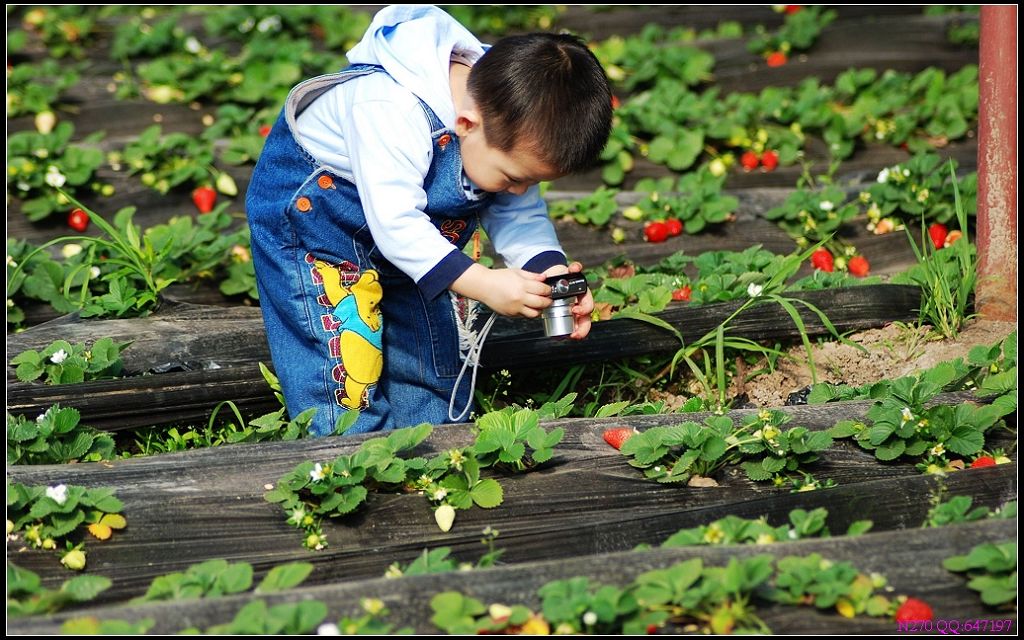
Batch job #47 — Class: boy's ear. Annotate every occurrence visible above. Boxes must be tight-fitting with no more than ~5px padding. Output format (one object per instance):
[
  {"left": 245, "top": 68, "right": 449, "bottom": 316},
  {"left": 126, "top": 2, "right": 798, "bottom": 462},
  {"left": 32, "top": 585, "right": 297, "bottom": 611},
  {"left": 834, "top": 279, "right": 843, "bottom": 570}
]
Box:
[{"left": 454, "top": 106, "right": 483, "bottom": 138}]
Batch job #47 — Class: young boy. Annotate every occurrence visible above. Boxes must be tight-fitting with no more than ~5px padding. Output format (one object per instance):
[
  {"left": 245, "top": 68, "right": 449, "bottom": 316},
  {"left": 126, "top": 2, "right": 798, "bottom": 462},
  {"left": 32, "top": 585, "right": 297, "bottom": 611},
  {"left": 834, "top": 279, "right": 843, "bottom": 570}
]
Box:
[{"left": 246, "top": 5, "right": 611, "bottom": 436}]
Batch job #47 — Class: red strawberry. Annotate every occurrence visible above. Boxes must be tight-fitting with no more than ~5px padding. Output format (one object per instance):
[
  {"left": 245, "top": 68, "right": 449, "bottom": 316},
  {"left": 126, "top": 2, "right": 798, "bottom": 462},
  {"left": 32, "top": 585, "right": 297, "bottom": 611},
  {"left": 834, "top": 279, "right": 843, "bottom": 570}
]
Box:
[
  {"left": 644, "top": 222, "right": 669, "bottom": 243},
  {"left": 664, "top": 218, "right": 683, "bottom": 237},
  {"left": 810, "top": 248, "right": 834, "bottom": 272},
  {"left": 847, "top": 255, "right": 870, "bottom": 277},
  {"left": 603, "top": 427, "right": 637, "bottom": 450},
  {"left": 944, "top": 230, "right": 962, "bottom": 247},
  {"left": 740, "top": 151, "right": 759, "bottom": 172},
  {"left": 646, "top": 624, "right": 660, "bottom": 634},
  {"left": 192, "top": 186, "right": 217, "bottom": 214},
  {"left": 67, "top": 208, "right": 89, "bottom": 233},
  {"left": 760, "top": 150, "right": 779, "bottom": 172},
  {"left": 784, "top": 5, "right": 803, "bottom": 14},
  {"left": 895, "top": 598, "right": 933, "bottom": 623},
  {"left": 970, "top": 456, "right": 996, "bottom": 468},
  {"left": 766, "top": 51, "right": 788, "bottom": 67},
  {"left": 259, "top": 124, "right": 272, "bottom": 137},
  {"left": 672, "top": 285, "right": 692, "bottom": 302},
  {"left": 927, "top": 223, "right": 948, "bottom": 250},
  {"left": 611, "top": 94, "right": 621, "bottom": 110}
]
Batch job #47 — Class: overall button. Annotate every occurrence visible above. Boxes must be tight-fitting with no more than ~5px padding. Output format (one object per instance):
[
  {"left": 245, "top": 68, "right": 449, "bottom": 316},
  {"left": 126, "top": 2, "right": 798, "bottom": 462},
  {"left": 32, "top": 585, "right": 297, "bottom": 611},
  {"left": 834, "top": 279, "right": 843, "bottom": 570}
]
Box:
[
  {"left": 317, "top": 175, "right": 334, "bottom": 189},
  {"left": 296, "top": 196, "right": 312, "bottom": 212},
  {"left": 437, "top": 133, "right": 452, "bottom": 150}
]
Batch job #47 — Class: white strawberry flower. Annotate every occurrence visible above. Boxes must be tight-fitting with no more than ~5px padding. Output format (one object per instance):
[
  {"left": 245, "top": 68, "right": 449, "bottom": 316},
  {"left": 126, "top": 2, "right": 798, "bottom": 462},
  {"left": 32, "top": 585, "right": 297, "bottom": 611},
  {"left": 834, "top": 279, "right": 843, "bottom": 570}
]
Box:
[
  {"left": 184, "top": 36, "right": 202, "bottom": 54},
  {"left": 431, "top": 487, "right": 448, "bottom": 502},
  {"left": 877, "top": 167, "right": 890, "bottom": 183},
  {"left": 7, "top": 255, "right": 17, "bottom": 267},
  {"left": 583, "top": 611, "right": 598, "bottom": 626},
  {"left": 747, "top": 283, "right": 764, "bottom": 298},
  {"left": 900, "top": 407, "right": 914, "bottom": 425},
  {"left": 930, "top": 443, "right": 945, "bottom": 457},
  {"left": 50, "top": 349, "right": 68, "bottom": 364},
  {"left": 819, "top": 200, "right": 834, "bottom": 211},
  {"left": 309, "top": 463, "right": 326, "bottom": 482},
  {"left": 46, "top": 484, "right": 68, "bottom": 505},
  {"left": 256, "top": 15, "right": 280, "bottom": 32},
  {"left": 316, "top": 623, "right": 341, "bottom": 636},
  {"left": 89, "top": 266, "right": 101, "bottom": 279},
  {"left": 44, "top": 165, "right": 66, "bottom": 188}
]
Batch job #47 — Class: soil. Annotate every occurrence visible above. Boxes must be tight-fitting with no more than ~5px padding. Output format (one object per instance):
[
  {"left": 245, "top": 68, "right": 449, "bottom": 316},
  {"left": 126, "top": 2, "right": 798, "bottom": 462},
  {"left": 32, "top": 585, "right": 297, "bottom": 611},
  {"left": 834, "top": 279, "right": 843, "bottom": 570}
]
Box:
[{"left": 650, "top": 319, "right": 1017, "bottom": 408}]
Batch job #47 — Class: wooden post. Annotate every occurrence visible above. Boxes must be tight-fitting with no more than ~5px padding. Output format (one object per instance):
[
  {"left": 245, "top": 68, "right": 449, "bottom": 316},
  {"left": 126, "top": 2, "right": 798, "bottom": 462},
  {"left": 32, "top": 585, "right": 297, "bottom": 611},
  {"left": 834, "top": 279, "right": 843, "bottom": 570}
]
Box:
[{"left": 977, "top": 6, "right": 1017, "bottom": 321}]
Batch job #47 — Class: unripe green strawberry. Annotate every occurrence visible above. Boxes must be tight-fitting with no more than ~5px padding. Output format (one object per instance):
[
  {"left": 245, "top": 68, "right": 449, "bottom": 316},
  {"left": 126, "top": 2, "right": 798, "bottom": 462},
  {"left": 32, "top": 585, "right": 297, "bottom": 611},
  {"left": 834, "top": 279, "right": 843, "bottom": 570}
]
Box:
[{"left": 61, "top": 549, "right": 87, "bottom": 571}]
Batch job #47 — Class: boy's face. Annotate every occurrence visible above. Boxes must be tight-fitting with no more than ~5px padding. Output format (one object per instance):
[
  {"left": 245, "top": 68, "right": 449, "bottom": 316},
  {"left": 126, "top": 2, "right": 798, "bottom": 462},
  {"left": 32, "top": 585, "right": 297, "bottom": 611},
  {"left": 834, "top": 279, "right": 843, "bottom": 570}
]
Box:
[{"left": 455, "top": 111, "right": 563, "bottom": 196}]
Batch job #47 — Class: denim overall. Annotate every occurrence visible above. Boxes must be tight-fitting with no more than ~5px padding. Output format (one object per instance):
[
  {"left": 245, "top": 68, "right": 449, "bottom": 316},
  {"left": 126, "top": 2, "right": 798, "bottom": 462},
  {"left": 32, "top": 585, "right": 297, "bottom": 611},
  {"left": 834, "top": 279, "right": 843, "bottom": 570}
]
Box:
[{"left": 246, "top": 64, "right": 492, "bottom": 436}]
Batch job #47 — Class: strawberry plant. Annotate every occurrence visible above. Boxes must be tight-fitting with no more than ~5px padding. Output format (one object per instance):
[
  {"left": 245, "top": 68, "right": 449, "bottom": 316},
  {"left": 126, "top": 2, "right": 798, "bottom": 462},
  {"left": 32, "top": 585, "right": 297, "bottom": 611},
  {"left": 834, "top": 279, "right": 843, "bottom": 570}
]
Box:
[
  {"left": 430, "top": 551, "right": 911, "bottom": 635},
  {"left": 6, "top": 564, "right": 111, "bottom": 618},
  {"left": 444, "top": 5, "right": 562, "bottom": 35},
  {"left": 194, "top": 600, "right": 329, "bottom": 635},
  {"left": 591, "top": 23, "right": 715, "bottom": 91},
  {"left": 763, "top": 184, "right": 858, "bottom": 245},
  {"left": 202, "top": 5, "right": 371, "bottom": 50},
  {"left": 631, "top": 170, "right": 738, "bottom": 234},
  {"left": 6, "top": 238, "right": 97, "bottom": 327},
  {"left": 746, "top": 6, "right": 837, "bottom": 60},
  {"left": 548, "top": 187, "right": 620, "bottom": 227},
  {"left": 925, "top": 496, "right": 1017, "bottom": 528},
  {"left": 864, "top": 154, "right": 977, "bottom": 226},
  {"left": 266, "top": 402, "right": 568, "bottom": 547},
  {"left": 9, "top": 202, "right": 256, "bottom": 322},
  {"left": 7, "top": 480, "right": 126, "bottom": 571},
  {"left": 656, "top": 508, "right": 871, "bottom": 549},
  {"left": 7, "top": 405, "right": 116, "bottom": 466},
  {"left": 597, "top": 120, "right": 638, "bottom": 186},
  {"left": 11, "top": 337, "right": 130, "bottom": 385},
  {"left": 472, "top": 406, "right": 565, "bottom": 471},
  {"left": 109, "top": 8, "right": 189, "bottom": 59},
  {"left": 7, "top": 123, "right": 109, "bottom": 222},
  {"left": 11, "top": 5, "right": 100, "bottom": 59},
  {"left": 118, "top": 31, "right": 344, "bottom": 109},
  {"left": 132, "top": 559, "right": 313, "bottom": 603},
  {"left": 200, "top": 104, "right": 277, "bottom": 166},
  {"left": 602, "top": 61, "right": 979, "bottom": 189},
  {"left": 385, "top": 527, "right": 503, "bottom": 578},
  {"left": 319, "top": 598, "right": 413, "bottom": 636},
  {"left": 115, "top": 125, "right": 229, "bottom": 196},
  {"left": 6, "top": 60, "right": 82, "bottom": 119},
  {"left": 943, "top": 541, "right": 1017, "bottom": 607},
  {"left": 616, "top": 409, "right": 831, "bottom": 485},
  {"left": 827, "top": 369, "right": 1015, "bottom": 467},
  {"left": 766, "top": 553, "right": 894, "bottom": 620}
]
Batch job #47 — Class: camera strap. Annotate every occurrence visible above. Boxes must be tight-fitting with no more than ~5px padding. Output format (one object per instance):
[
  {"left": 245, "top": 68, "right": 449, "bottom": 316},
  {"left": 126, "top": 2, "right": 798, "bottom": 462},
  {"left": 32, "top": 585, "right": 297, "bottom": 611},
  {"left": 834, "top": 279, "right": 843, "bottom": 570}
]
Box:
[{"left": 448, "top": 312, "right": 496, "bottom": 422}]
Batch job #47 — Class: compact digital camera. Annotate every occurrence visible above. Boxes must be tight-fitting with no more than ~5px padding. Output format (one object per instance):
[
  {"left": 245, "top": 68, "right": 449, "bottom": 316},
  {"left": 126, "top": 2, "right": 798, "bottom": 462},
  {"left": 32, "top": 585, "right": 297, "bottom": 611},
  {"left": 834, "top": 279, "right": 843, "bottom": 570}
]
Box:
[{"left": 542, "top": 273, "right": 588, "bottom": 337}]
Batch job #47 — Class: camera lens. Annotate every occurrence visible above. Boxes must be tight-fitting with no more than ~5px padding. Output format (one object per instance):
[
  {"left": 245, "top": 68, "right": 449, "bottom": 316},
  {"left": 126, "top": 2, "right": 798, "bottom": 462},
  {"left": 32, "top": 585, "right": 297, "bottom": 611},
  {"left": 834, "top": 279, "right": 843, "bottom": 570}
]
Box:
[
  {"left": 543, "top": 297, "right": 574, "bottom": 337},
  {"left": 552, "top": 278, "right": 570, "bottom": 296}
]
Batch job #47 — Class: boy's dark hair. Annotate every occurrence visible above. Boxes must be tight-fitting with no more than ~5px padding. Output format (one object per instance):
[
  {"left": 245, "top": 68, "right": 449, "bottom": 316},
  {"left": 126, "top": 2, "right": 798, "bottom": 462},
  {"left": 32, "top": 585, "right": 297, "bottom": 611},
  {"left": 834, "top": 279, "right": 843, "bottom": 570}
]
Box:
[{"left": 467, "top": 33, "right": 612, "bottom": 175}]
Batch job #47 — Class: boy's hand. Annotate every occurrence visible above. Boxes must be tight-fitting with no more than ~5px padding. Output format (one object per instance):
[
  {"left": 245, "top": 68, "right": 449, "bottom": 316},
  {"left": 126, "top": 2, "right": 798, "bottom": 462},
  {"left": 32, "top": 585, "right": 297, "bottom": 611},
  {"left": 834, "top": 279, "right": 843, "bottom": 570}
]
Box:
[
  {"left": 451, "top": 263, "right": 552, "bottom": 318},
  {"left": 542, "top": 262, "right": 594, "bottom": 340}
]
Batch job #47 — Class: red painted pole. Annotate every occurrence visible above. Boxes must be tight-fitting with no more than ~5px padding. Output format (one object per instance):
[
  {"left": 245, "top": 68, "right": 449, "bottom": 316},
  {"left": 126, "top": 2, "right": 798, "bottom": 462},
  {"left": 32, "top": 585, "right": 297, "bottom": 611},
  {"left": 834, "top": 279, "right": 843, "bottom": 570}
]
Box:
[{"left": 976, "top": 5, "right": 1017, "bottom": 321}]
